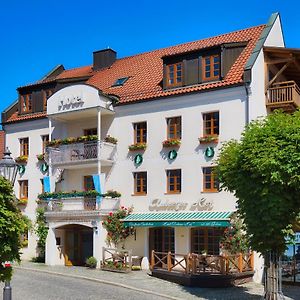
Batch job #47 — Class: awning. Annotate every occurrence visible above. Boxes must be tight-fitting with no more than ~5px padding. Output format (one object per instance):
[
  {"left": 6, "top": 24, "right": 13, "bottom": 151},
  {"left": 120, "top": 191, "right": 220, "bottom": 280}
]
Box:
[{"left": 123, "top": 211, "right": 233, "bottom": 228}]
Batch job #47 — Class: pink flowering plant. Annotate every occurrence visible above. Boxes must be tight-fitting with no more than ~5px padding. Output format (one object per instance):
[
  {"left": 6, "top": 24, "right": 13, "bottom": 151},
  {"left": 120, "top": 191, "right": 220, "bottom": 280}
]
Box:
[
  {"left": 220, "top": 213, "right": 250, "bottom": 255},
  {"left": 102, "top": 206, "right": 134, "bottom": 248}
]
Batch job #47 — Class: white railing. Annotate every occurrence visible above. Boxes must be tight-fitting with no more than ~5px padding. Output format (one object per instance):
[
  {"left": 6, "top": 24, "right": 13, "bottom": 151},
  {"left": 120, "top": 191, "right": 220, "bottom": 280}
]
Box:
[
  {"left": 47, "top": 141, "right": 116, "bottom": 165},
  {"left": 45, "top": 196, "right": 120, "bottom": 213}
]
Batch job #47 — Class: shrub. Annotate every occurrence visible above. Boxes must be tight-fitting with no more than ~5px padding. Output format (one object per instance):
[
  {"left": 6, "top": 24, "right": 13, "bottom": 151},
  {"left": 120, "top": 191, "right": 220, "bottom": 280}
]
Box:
[{"left": 86, "top": 256, "right": 97, "bottom": 268}]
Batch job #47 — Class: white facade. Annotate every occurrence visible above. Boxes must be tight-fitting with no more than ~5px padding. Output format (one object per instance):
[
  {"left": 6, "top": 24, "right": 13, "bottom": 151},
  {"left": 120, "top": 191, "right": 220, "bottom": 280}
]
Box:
[{"left": 3, "top": 14, "right": 286, "bottom": 283}]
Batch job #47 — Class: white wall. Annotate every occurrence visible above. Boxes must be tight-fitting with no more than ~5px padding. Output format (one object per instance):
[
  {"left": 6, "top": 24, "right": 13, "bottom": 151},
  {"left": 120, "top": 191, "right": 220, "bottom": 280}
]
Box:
[{"left": 4, "top": 118, "right": 49, "bottom": 260}]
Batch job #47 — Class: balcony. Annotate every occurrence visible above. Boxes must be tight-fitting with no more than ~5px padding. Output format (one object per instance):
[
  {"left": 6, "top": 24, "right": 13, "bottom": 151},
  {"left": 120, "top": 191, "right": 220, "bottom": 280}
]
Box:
[
  {"left": 47, "top": 141, "right": 116, "bottom": 168},
  {"left": 44, "top": 196, "right": 120, "bottom": 221}
]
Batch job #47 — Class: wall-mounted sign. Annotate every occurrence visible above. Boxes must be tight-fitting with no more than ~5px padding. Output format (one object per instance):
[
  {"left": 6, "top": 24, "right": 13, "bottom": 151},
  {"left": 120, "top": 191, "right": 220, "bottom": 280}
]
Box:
[
  {"left": 168, "top": 150, "right": 177, "bottom": 160},
  {"left": 58, "top": 94, "right": 84, "bottom": 111},
  {"left": 205, "top": 147, "right": 215, "bottom": 158},
  {"left": 18, "top": 165, "right": 26, "bottom": 175},
  {"left": 149, "top": 198, "right": 213, "bottom": 212},
  {"left": 40, "top": 163, "right": 49, "bottom": 173},
  {"left": 134, "top": 154, "right": 143, "bottom": 165}
]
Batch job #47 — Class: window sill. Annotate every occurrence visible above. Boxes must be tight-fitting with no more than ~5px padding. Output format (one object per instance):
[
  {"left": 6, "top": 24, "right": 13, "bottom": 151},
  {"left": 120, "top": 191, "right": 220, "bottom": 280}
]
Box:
[
  {"left": 165, "top": 192, "right": 181, "bottom": 195},
  {"left": 201, "top": 190, "right": 219, "bottom": 194},
  {"left": 131, "top": 193, "right": 147, "bottom": 196}
]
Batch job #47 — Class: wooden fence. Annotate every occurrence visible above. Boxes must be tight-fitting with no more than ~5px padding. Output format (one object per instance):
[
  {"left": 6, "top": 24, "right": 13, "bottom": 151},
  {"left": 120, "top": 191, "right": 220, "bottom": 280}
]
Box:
[{"left": 150, "top": 250, "right": 254, "bottom": 275}]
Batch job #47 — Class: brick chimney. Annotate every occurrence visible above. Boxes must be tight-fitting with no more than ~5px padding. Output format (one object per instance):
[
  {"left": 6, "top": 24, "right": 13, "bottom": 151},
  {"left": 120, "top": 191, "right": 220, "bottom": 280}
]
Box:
[{"left": 93, "top": 49, "right": 116, "bottom": 71}]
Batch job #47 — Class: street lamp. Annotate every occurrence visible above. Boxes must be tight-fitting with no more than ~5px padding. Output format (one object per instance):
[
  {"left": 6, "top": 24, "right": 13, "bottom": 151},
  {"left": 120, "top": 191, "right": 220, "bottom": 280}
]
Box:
[{"left": 0, "top": 148, "right": 18, "bottom": 300}]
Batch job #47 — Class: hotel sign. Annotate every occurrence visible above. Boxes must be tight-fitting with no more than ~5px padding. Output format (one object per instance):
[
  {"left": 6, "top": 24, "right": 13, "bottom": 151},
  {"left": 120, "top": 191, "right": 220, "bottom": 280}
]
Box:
[
  {"left": 58, "top": 94, "right": 84, "bottom": 111},
  {"left": 149, "top": 198, "right": 213, "bottom": 212}
]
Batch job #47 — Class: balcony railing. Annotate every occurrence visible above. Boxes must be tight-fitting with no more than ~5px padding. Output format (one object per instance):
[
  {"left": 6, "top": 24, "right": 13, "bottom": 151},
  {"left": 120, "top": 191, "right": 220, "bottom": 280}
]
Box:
[
  {"left": 47, "top": 141, "right": 116, "bottom": 166},
  {"left": 43, "top": 196, "right": 120, "bottom": 217},
  {"left": 266, "top": 80, "right": 300, "bottom": 109}
]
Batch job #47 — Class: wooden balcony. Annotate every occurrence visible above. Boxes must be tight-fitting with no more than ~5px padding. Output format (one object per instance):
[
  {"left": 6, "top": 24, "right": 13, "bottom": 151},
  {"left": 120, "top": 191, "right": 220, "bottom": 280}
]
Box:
[{"left": 266, "top": 81, "right": 300, "bottom": 111}]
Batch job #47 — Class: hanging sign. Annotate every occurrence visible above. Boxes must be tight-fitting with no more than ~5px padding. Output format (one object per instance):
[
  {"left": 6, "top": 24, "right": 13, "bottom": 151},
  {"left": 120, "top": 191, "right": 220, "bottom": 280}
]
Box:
[
  {"left": 205, "top": 147, "right": 215, "bottom": 158},
  {"left": 40, "top": 163, "right": 49, "bottom": 173},
  {"left": 134, "top": 154, "right": 143, "bottom": 165},
  {"left": 168, "top": 150, "right": 177, "bottom": 160},
  {"left": 18, "top": 165, "right": 26, "bottom": 175}
]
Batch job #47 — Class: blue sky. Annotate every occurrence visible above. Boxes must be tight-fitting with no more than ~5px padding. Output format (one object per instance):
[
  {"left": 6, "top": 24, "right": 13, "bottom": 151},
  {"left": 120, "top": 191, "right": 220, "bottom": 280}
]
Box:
[{"left": 1, "top": 0, "right": 300, "bottom": 114}]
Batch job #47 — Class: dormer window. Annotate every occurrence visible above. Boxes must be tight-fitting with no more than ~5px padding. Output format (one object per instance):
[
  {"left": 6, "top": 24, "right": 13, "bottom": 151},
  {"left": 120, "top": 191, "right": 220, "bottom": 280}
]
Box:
[
  {"left": 202, "top": 54, "right": 220, "bottom": 82},
  {"left": 21, "top": 94, "right": 32, "bottom": 113},
  {"left": 166, "top": 63, "right": 183, "bottom": 87}
]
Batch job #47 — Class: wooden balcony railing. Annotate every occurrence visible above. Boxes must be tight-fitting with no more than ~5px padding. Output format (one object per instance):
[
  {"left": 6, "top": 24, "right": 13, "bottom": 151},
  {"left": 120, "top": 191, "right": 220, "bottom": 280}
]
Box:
[
  {"left": 266, "top": 81, "right": 300, "bottom": 109},
  {"left": 150, "top": 250, "right": 254, "bottom": 275}
]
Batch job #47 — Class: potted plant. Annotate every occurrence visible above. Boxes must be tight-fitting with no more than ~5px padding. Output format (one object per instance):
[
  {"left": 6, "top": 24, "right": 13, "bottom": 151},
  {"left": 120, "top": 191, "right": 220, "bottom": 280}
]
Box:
[
  {"left": 18, "top": 198, "right": 28, "bottom": 205},
  {"left": 162, "top": 138, "right": 181, "bottom": 147},
  {"left": 198, "top": 135, "right": 219, "bottom": 144},
  {"left": 128, "top": 142, "right": 147, "bottom": 151},
  {"left": 15, "top": 155, "right": 28, "bottom": 163},
  {"left": 104, "top": 190, "right": 121, "bottom": 198},
  {"left": 104, "top": 135, "right": 118, "bottom": 145},
  {"left": 86, "top": 256, "right": 97, "bottom": 268},
  {"left": 37, "top": 153, "right": 45, "bottom": 161}
]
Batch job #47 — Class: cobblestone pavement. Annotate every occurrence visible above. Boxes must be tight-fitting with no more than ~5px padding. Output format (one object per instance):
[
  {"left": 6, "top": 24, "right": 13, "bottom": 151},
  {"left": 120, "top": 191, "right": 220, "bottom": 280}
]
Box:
[{"left": 9, "top": 261, "right": 300, "bottom": 300}]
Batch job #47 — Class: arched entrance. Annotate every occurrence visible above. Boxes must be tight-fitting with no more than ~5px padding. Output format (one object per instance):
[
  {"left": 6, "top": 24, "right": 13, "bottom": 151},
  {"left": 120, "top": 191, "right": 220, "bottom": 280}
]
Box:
[{"left": 59, "top": 224, "right": 93, "bottom": 266}]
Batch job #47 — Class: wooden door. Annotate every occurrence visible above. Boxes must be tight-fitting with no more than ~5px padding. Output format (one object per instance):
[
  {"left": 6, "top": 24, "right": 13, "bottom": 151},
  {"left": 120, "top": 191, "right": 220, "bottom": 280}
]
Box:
[{"left": 64, "top": 230, "right": 82, "bottom": 266}]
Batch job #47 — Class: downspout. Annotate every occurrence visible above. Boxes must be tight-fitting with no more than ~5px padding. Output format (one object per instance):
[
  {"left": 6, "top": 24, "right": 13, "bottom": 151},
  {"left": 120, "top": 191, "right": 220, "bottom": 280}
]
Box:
[{"left": 244, "top": 83, "right": 251, "bottom": 126}]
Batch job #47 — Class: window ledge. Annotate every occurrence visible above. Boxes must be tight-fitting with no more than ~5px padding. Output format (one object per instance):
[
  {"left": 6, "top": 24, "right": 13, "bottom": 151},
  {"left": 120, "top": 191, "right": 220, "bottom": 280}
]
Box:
[
  {"left": 201, "top": 191, "right": 219, "bottom": 194},
  {"left": 164, "top": 192, "right": 181, "bottom": 195},
  {"left": 131, "top": 194, "right": 147, "bottom": 197}
]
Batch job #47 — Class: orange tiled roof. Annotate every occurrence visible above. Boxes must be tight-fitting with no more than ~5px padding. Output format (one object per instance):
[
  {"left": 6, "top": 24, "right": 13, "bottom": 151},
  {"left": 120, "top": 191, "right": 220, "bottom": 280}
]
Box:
[
  {"left": 5, "top": 24, "right": 265, "bottom": 123},
  {"left": 5, "top": 111, "right": 47, "bottom": 123},
  {"left": 87, "top": 25, "right": 265, "bottom": 104}
]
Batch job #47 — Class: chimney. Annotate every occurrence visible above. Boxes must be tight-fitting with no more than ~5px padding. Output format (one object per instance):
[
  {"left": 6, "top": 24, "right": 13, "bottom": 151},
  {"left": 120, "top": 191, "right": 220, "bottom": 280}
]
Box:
[{"left": 93, "top": 49, "right": 116, "bottom": 71}]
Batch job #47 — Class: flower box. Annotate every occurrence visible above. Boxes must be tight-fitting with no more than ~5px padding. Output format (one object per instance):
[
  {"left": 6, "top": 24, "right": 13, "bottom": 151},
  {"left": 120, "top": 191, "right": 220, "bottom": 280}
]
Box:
[
  {"left": 104, "top": 135, "right": 118, "bottom": 145},
  {"left": 162, "top": 139, "right": 181, "bottom": 147},
  {"left": 128, "top": 143, "right": 147, "bottom": 151},
  {"left": 18, "top": 198, "right": 28, "bottom": 205},
  {"left": 37, "top": 153, "right": 45, "bottom": 161},
  {"left": 198, "top": 136, "right": 219, "bottom": 144},
  {"left": 15, "top": 155, "right": 28, "bottom": 163}
]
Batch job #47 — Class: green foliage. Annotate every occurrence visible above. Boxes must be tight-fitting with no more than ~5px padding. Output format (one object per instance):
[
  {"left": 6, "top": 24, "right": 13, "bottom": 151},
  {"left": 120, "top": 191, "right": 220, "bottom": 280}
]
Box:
[
  {"left": 85, "top": 256, "right": 97, "bottom": 268},
  {"left": 128, "top": 142, "right": 147, "bottom": 151},
  {"left": 0, "top": 177, "right": 28, "bottom": 281},
  {"left": 103, "top": 207, "right": 134, "bottom": 248},
  {"left": 35, "top": 207, "right": 48, "bottom": 259},
  {"left": 220, "top": 214, "right": 249, "bottom": 254},
  {"left": 104, "top": 135, "right": 118, "bottom": 144},
  {"left": 162, "top": 138, "right": 181, "bottom": 147},
  {"left": 217, "top": 110, "right": 300, "bottom": 255},
  {"left": 46, "top": 135, "right": 100, "bottom": 147},
  {"left": 15, "top": 155, "right": 28, "bottom": 163}
]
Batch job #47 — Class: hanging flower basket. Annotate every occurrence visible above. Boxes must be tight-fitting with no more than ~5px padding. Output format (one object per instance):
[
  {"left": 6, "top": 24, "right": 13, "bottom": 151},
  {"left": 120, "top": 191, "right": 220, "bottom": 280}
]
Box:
[
  {"left": 198, "top": 135, "right": 219, "bottom": 144},
  {"left": 15, "top": 155, "right": 28, "bottom": 163},
  {"left": 162, "top": 139, "right": 181, "bottom": 147},
  {"left": 128, "top": 143, "right": 147, "bottom": 151}
]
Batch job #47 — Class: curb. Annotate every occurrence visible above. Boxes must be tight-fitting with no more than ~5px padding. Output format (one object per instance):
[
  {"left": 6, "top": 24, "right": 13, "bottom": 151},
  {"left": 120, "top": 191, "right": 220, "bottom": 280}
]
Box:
[{"left": 15, "top": 266, "right": 183, "bottom": 300}]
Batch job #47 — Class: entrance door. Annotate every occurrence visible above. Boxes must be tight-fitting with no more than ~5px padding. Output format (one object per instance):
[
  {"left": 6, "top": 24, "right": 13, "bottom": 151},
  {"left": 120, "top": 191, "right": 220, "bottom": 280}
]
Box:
[
  {"left": 64, "top": 226, "right": 93, "bottom": 266},
  {"left": 149, "top": 227, "right": 175, "bottom": 265}
]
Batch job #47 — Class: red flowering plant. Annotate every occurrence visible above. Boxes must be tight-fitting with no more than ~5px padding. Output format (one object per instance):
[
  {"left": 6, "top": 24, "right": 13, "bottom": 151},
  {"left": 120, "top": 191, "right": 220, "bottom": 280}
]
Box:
[
  {"left": 220, "top": 213, "right": 250, "bottom": 255},
  {"left": 102, "top": 206, "right": 134, "bottom": 248}
]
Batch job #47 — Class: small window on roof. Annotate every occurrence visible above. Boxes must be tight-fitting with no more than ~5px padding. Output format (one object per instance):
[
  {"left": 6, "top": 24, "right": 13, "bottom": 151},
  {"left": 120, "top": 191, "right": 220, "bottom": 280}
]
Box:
[{"left": 112, "top": 77, "right": 129, "bottom": 87}]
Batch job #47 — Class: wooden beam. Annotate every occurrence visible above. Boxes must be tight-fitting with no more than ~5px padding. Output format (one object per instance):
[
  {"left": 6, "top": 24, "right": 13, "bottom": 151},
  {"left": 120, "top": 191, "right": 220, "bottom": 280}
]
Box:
[
  {"left": 265, "top": 57, "right": 293, "bottom": 65},
  {"left": 267, "top": 61, "right": 291, "bottom": 89},
  {"left": 292, "top": 59, "right": 300, "bottom": 72}
]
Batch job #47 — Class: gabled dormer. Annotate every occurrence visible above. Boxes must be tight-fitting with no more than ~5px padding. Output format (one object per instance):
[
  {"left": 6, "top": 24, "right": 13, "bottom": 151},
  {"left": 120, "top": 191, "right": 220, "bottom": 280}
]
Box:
[{"left": 163, "top": 42, "right": 247, "bottom": 90}]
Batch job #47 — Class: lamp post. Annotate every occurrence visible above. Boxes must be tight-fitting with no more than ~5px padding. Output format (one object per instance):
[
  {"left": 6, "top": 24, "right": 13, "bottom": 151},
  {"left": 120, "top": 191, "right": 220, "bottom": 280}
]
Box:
[{"left": 0, "top": 148, "right": 18, "bottom": 300}]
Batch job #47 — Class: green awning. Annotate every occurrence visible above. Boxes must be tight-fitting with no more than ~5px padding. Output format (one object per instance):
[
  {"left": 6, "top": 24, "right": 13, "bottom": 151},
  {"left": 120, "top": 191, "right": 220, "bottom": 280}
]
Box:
[{"left": 123, "top": 211, "right": 233, "bottom": 228}]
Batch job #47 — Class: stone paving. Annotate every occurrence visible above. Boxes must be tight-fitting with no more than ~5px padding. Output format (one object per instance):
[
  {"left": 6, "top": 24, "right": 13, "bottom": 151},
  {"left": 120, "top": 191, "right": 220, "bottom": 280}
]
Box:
[{"left": 15, "top": 261, "right": 300, "bottom": 300}]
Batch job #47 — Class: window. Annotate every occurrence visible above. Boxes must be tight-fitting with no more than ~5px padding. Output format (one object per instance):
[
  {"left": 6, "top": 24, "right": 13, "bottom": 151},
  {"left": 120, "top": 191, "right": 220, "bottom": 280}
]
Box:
[
  {"left": 203, "top": 167, "right": 219, "bottom": 192},
  {"left": 20, "top": 138, "right": 29, "bottom": 156},
  {"left": 191, "top": 227, "right": 224, "bottom": 255},
  {"left": 84, "top": 176, "right": 95, "bottom": 191},
  {"left": 166, "top": 63, "right": 183, "bottom": 87},
  {"left": 84, "top": 128, "right": 97, "bottom": 136},
  {"left": 41, "top": 135, "right": 49, "bottom": 153},
  {"left": 112, "top": 77, "right": 129, "bottom": 87},
  {"left": 203, "top": 112, "right": 219, "bottom": 136},
  {"left": 202, "top": 54, "right": 220, "bottom": 81},
  {"left": 43, "top": 90, "right": 52, "bottom": 110},
  {"left": 21, "top": 94, "right": 32, "bottom": 113},
  {"left": 167, "top": 117, "right": 181, "bottom": 140},
  {"left": 133, "top": 172, "right": 147, "bottom": 195},
  {"left": 19, "top": 180, "right": 28, "bottom": 200},
  {"left": 134, "top": 122, "right": 147, "bottom": 144},
  {"left": 167, "top": 169, "right": 181, "bottom": 193}
]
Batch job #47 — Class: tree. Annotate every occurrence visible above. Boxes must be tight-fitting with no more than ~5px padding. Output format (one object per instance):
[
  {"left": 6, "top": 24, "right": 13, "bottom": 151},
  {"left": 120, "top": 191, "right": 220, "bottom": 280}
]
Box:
[
  {"left": 217, "top": 110, "right": 300, "bottom": 300},
  {"left": 34, "top": 207, "right": 48, "bottom": 261},
  {"left": 0, "top": 177, "right": 28, "bottom": 282}
]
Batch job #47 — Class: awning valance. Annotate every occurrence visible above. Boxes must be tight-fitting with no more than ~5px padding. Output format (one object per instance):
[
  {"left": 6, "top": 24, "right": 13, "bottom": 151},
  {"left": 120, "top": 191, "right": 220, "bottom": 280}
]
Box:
[{"left": 123, "top": 211, "right": 233, "bottom": 228}]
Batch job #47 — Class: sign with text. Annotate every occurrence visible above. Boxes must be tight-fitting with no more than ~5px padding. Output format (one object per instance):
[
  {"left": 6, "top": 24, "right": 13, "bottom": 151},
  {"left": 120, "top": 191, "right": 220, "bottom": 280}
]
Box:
[{"left": 58, "top": 94, "right": 84, "bottom": 111}]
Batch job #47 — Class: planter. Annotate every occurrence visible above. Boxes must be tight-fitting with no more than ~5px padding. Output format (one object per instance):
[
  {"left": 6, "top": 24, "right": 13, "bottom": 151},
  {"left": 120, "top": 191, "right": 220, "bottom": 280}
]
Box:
[
  {"left": 162, "top": 139, "right": 181, "bottom": 148},
  {"left": 104, "top": 135, "right": 118, "bottom": 145},
  {"left": 18, "top": 198, "right": 28, "bottom": 205},
  {"left": 128, "top": 143, "right": 147, "bottom": 151},
  {"left": 37, "top": 154, "right": 45, "bottom": 161},
  {"left": 198, "top": 136, "right": 219, "bottom": 144},
  {"left": 15, "top": 156, "right": 28, "bottom": 163}
]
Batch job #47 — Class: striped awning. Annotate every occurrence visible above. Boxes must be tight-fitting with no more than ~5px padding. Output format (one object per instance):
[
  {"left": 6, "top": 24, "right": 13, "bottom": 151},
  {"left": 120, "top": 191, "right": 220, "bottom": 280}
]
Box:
[{"left": 123, "top": 211, "right": 233, "bottom": 227}]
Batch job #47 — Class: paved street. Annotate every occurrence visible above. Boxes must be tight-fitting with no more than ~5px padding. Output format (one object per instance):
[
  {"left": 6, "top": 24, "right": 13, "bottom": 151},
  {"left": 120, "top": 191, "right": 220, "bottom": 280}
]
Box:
[
  {"left": 1, "top": 262, "right": 299, "bottom": 300},
  {"left": 0, "top": 268, "right": 167, "bottom": 300}
]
